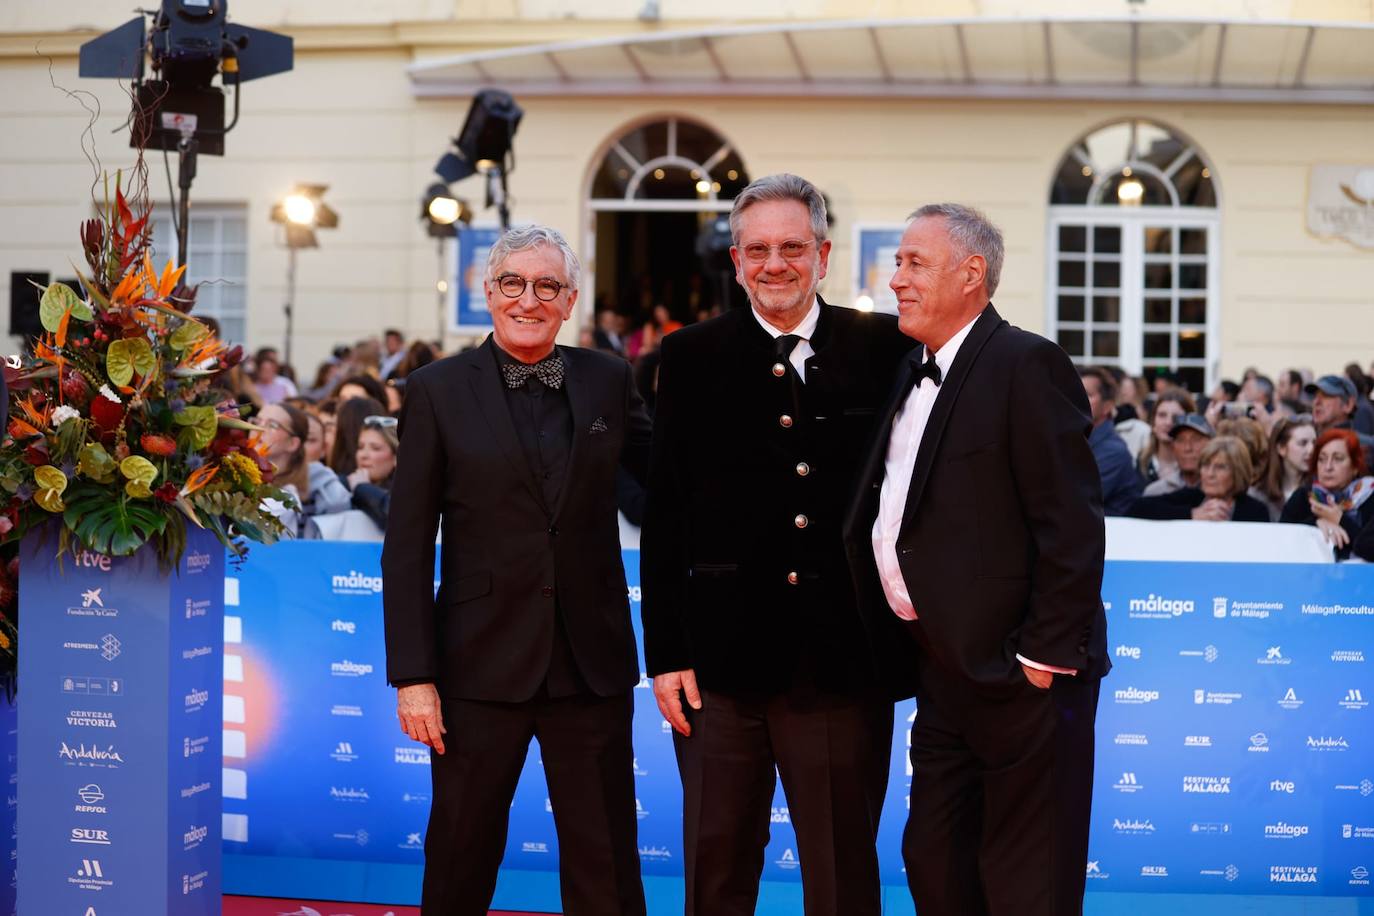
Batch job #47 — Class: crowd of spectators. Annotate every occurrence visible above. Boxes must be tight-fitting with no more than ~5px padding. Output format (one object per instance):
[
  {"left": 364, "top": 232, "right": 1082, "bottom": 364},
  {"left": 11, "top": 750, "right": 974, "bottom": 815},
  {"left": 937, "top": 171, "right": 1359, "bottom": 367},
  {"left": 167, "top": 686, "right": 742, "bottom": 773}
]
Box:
[
  {"left": 1079, "top": 361, "right": 1374, "bottom": 560},
  {"left": 234, "top": 305, "right": 1374, "bottom": 560},
  {"left": 221, "top": 327, "right": 430, "bottom": 539}
]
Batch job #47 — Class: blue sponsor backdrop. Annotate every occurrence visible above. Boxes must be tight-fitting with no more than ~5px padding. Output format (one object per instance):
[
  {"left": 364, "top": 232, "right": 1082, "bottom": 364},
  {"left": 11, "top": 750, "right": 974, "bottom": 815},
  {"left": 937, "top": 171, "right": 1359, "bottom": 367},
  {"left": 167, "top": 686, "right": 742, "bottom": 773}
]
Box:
[
  {"left": 223, "top": 544, "right": 1374, "bottom": 908},
  {"left": 18, "top": 527, "right": 224, "bottom": 915}
]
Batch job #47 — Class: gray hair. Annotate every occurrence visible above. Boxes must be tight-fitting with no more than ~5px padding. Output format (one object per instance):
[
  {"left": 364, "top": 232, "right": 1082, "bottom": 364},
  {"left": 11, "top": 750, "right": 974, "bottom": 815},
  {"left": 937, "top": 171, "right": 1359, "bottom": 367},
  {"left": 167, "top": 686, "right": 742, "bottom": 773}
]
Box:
[
  {"left": 908, "top": 203, "right": 1005, "bottom": 298},
  {"left": 729, "top": 173, "right": 828, "bottom": 245},
  {"left": 485, "top": 225, "right": 581, "bottom": 289}
]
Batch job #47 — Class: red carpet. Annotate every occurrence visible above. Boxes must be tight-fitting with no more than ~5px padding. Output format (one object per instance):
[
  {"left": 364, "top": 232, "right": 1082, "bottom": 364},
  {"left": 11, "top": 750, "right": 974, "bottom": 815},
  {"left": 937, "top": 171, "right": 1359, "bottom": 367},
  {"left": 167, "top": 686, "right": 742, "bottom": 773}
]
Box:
[{"left": 223, "top": 896, "right": 555, "bottom": 916}]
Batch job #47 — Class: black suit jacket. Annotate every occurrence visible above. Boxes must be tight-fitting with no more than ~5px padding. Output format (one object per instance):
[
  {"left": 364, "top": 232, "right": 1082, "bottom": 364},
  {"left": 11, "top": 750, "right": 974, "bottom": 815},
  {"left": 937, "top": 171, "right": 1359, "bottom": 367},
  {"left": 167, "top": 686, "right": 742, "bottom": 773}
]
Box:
[
  {"left": 641, "top": 300, "right": 913, "bottom": 695},
  {"left": 382, "top": 339, "right": 652, "bottom": 702},
  {"left": 843, "top": 305, "right": 1110, "bottom": 690}
]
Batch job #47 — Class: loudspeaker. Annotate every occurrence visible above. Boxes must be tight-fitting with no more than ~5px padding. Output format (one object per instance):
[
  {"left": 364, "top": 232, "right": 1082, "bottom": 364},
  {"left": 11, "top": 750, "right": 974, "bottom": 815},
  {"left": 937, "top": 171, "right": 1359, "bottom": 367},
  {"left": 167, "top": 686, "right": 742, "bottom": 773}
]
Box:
[{"left": 9, "top": 272, "right": 47, "bottom": 338}]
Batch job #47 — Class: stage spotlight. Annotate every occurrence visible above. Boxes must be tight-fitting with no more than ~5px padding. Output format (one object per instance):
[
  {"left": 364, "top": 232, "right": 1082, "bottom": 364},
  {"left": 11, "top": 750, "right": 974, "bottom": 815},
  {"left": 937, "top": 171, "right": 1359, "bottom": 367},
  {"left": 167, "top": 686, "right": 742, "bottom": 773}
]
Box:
[
  {"left": 282, "top": 194, "right": 317, "bottom": 227},
  {"left": 79, "top": 1, "right": 294, "bottom": 269},
  {"left": 422, "top": 183, "right": 472, "bottom": 239},
  {"left": 270, "top": 185, "right": 337, "bottom": 367},
  {"left": 433, "top": 89, "right": 523, "bottom": 228}
]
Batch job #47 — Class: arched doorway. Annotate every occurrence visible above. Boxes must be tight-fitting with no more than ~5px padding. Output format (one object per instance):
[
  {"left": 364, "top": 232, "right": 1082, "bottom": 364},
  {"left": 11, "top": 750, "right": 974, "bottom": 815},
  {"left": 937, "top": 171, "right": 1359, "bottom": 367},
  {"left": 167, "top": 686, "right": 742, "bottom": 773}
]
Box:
[
  {"left": 587, "top": 117, "right": 751, "bottom": 335},
  {"left": 1047, "top": 119, "right": 1220, "bottom": 392}
]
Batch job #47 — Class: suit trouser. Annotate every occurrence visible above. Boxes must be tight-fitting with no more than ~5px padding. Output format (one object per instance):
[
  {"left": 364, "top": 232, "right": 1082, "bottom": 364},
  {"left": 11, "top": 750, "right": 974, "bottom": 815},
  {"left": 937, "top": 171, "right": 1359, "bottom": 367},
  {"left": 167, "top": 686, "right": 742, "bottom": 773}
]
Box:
[
  {"left": 902, "top": 623, "right": 1100, "bottom": 916},
  {"left": 672, "top": 684, "right": 893, "bottom": 916},
  {"left": 420, "top": 690, "right": 646, "bottom": 916}
]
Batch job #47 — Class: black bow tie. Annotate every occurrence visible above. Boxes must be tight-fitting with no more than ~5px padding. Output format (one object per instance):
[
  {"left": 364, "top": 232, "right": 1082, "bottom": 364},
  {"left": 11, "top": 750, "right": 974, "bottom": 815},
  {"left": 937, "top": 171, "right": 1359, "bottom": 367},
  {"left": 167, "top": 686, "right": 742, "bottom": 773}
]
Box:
[
  {"left": 502, "top": 353, "right": 564, "bottom": 390},
  {"left": 912, "top": 353, "right": 942, "bottom": 387}
]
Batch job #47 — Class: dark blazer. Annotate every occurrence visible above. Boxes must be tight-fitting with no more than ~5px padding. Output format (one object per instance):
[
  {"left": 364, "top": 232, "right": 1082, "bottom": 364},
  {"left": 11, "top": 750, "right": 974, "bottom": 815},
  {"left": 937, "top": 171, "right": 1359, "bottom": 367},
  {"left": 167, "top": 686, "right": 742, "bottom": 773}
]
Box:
[
  {"left": 843, "top": 305, "right": 1110, "bottom": 690},
  {"left": 1130, "top": 486, "right": 1270, "bottom": 523},
  {"left": 640, "top": 301, "right": 913, "bottom": 695},
  {"left": 382, "top": 339, "right": 652, "bottom": 702}
]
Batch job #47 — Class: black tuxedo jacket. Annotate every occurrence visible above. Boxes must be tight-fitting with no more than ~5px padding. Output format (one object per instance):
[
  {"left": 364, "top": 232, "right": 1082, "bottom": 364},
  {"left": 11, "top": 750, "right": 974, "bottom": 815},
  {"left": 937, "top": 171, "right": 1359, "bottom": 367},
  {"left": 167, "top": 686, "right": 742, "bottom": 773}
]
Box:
[
  {"left": 843, "top": 305, "right": 1110, "bottom": 690},
  {"left": 641, "top": 300, "right": 913, "bottom": 695},
  {"left": 382, "top": 339, "right": 652, "bottom": 702}
]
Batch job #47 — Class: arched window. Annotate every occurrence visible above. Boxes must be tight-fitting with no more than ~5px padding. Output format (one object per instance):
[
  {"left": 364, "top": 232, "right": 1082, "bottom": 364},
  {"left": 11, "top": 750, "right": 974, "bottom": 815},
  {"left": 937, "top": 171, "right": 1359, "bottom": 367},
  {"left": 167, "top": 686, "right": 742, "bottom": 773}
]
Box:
[
  {"left": 590, "top": 117, "right": 749, "bottom": 208},
  {"left": 586, "top": 117, "right": 752, "bottom": 321},
  {"left": 1047, "top": 119, "right": 1220, "bottom": 393}
]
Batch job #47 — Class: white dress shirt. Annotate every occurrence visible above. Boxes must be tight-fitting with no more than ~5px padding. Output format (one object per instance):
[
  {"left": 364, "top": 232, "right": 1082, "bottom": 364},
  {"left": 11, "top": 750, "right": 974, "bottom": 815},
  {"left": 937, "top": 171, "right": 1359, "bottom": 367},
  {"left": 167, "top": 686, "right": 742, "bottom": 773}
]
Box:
[
  {"left": 870, "top": 316, "right": 1075, "bottom": 676},
  {"left": 751, "top": 298, "right": 819, "bottom": 382}
]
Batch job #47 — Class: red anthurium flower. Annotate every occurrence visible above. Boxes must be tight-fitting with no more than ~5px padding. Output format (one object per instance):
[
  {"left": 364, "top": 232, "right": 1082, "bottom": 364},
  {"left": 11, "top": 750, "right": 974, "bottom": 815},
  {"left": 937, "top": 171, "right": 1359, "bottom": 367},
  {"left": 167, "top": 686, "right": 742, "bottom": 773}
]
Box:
[
  {"left": 154, "top": 482, "right": 179, "bottom": 504},
  {"left": 140, "top": 433, "right": 178, "bottom": 457},
  {"left": 89, "top": 394, "right": 125, "bottom": 432},
  {"left": 23, "top": 441, "right": 48, "bottom": 466}
]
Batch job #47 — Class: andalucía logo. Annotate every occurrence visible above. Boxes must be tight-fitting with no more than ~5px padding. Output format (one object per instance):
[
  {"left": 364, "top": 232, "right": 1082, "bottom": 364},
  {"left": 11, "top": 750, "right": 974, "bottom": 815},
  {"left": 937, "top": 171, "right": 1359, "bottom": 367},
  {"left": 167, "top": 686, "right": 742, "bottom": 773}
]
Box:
[
  {"left": 329, "top": 786, "right": 369, "bottom": 802},
  {"left": 774, "top": 848, "right": 799, "bottom": 870},
  {"left": 1307, "top": 735, "right": 1350, "bottom": 752},
  {"left": 1112, "top": 818, "right": 1155, "bottom": 835},
  {"left": 59, "top": 742, "right": 123, "bottom": 768}
]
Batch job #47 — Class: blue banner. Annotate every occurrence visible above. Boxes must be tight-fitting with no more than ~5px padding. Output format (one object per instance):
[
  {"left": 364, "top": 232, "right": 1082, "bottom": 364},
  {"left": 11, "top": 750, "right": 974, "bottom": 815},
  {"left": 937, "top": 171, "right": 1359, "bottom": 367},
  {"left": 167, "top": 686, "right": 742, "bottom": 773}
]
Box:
[
  {"left": 18, "top": 527, "right": 224, "bottom": 915},
  {"left": 454, "top": 226, "right": 502, "bottom": 330},
  {"left": 222, "top": 543, "right": 1374, "bottom": 906}
]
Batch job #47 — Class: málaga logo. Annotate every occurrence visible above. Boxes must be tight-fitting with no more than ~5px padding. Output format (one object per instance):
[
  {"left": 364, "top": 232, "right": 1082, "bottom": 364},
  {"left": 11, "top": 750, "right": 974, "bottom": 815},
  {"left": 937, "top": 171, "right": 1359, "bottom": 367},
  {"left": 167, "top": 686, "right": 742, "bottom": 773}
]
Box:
[
  {"left": 331, "top": 571, "right": 383, "bottom": 596},
  {"left": 1113, "top": 687, "right": 1159, "bottom": 705},
  {"left": 1128, "top": 594, "right": 1194, "bottom": 619}
]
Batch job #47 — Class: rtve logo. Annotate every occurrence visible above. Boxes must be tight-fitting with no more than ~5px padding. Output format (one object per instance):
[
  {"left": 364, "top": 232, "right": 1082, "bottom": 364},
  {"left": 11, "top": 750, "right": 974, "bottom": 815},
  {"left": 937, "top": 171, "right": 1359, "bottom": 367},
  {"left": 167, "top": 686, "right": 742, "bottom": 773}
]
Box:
[
  {"left": 1114, "top": 645, "right": 1141, "bottom": 660},
  {"left": 1270, "top": 779, "right": 1296, "bottom": 794}
]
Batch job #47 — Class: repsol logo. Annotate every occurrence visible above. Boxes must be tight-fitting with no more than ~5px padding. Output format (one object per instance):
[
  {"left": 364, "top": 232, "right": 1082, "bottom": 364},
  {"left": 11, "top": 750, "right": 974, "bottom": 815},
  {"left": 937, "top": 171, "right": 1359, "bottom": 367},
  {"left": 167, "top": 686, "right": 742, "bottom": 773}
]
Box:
[{"left": 1129, "top": 594, "right": 1195, "bottom": 616}]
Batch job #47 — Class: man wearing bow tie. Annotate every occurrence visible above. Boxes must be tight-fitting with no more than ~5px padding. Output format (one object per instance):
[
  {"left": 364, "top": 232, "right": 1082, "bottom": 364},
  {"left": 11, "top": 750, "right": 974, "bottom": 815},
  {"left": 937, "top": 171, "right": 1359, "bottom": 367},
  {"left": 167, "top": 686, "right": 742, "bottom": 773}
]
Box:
[
  {"left": 641, "top": 174, "right": 912, "bottom": 915},
  {"left": 843, "top": 205, "right": 1109, "bottom": 916},
  {"left": 383, "top": 225, "right": 651, "bottom": 915}
]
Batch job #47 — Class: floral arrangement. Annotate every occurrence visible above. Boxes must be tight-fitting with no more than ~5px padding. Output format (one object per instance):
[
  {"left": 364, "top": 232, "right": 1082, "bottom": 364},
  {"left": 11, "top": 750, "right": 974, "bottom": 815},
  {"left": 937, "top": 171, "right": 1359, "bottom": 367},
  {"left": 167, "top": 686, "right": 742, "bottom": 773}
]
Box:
[{"left": 0, "top": 174, "right": 293, "bottom": 681}]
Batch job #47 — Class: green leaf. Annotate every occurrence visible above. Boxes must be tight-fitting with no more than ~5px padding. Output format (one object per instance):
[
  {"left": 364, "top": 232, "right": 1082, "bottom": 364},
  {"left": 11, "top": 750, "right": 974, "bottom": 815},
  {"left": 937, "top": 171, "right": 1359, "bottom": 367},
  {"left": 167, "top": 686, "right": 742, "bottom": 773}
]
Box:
[
  {"left": 105, "top": 337, "right": 156, "bottom": 387},
  {"left": 168, "top": 320, "right": 209, "bottom": 352},
  {"left": 77, "top": 443, "right": 118, "bottom": 484},
  {"left": 174, "top": 406, "right": 218, "bottom": 451},
  {"left": 38, "top": 282, "right": 82, "bottom": 332}
]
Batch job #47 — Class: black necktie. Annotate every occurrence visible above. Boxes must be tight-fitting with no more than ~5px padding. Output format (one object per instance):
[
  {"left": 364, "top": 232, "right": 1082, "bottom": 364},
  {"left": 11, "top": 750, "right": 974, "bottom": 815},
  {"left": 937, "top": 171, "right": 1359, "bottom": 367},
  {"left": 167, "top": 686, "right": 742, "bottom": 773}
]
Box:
[
  {"left": 502, "top": 353, "right": 564, "bottom": 390},
  {"left": 912, "top": 353, "right": 942, "bottom": 388},
  {"left": 774, "top": 333, "right": 803, "bottom": 381}
]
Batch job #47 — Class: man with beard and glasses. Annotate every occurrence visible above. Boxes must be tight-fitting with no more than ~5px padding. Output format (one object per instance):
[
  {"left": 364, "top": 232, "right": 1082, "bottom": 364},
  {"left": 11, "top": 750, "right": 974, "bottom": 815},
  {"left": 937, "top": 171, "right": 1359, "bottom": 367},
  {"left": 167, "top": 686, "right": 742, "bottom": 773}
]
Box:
[{"left": 641, "top": 173, "right": 913, "bottom": 916}]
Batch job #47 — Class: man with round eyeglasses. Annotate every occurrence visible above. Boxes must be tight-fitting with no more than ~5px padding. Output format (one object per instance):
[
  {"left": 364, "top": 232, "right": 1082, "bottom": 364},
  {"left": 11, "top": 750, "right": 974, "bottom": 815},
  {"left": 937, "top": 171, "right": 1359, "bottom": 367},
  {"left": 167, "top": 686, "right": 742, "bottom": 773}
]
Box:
[
  {"left": 383, "top": 224, "right": 651, "bottom": 915},
  {"left": 642, "top": 174, "right": 913, "bottom": 915}
]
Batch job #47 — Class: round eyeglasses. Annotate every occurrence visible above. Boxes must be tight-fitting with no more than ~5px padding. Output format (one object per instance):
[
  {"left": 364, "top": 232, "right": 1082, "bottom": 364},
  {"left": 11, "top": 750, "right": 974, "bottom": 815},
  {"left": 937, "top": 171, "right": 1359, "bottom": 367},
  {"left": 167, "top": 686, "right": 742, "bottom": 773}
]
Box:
[{"left": 496, "top": 274, "right": 567, "bottom": 302}]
